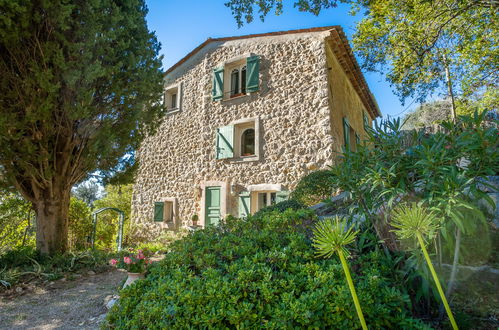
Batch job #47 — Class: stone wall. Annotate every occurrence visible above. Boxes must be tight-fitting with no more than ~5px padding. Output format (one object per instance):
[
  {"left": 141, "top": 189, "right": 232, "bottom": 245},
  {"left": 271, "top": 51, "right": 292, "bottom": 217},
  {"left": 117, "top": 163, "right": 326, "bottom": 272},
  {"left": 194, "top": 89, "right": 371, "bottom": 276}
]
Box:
[
  {"left": 132, "top": 30, "right": 370, "bottom": 230},
  {"left": 325, "top": 40, "right": 372, "bottom": 154}
]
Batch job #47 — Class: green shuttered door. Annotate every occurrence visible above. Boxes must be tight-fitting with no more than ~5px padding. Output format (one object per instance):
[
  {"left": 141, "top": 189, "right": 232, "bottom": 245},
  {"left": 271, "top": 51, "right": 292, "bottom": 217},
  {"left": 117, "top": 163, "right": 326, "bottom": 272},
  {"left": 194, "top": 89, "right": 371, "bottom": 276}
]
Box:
[
  {"left": 246, "top": 56, "right": 259, "bottom": 93},
  {"left": 216, "top": 125, "right": 234, "bottom": 159},
  {"left": 212, "top": 67, "right": 224, "bottom": 100},
  {"left": 205, "top": 187, "right": 221, "bottom": 226}
]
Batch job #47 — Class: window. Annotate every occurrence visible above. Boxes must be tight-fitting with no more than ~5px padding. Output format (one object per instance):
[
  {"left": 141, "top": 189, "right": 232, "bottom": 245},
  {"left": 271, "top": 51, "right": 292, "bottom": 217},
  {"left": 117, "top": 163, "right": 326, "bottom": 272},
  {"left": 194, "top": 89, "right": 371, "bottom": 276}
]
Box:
[
  {"left": 153, "top": 199, "right": 176, "bottom": 224},
  {"left": 343, "top": 117, "right": 358, "bottom": 151},
  {"left": 171, "top": 93, "right": 177, "bottom": 109},
  {"left": 241, "top": 128, "right": 255, "bottom": 156},
  {"left": 212, "top": 55, "right": 259, "bottom": 101},
  {"left": 164, "top": 83, "right": 182, "bottom": 112},
  {"left": 215, "top": 118, "right": 259, "bottom": 160},
  {"left": 258, "top": 192, "right": 276, "bottom": 210},
  {"left": 238, "top": 189, "right": 289, "bottom": 217},
  {"left": 363, "top": 112, "right": 370, "bottom": 131},
  {"left": 229, "top": 65, "right": 247, "bottom": 98}
]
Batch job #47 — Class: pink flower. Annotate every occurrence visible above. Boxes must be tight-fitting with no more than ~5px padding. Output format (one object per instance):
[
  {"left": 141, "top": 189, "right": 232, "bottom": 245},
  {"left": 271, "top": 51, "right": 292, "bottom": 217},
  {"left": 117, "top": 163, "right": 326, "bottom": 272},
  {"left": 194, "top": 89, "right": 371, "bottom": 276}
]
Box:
[
  {"left": 445, "top": 145, "right": 451, "bottom": 149},
  {"left": 137, "top": 252, "right": 145, "bottom": 260},
  {"left": 109, "top": 259, "right": 118, "bottom": 266},
  {"left": 124, "top": 257, "right": 132, "bottom": 264}
]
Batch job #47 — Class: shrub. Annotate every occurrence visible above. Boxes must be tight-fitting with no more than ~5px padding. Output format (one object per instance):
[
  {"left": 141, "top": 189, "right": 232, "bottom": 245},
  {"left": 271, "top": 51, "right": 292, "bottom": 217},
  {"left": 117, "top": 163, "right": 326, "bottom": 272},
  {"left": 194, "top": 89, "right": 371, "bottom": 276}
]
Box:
[
  {"left": 291, "top": 170, "right": 336, "bottom": 206},
  {"left": 106, "top": 209, "right": 428, "bottom": 329},
  {"left": 252, "top": 199, "right": 306, "bottom": 219}
]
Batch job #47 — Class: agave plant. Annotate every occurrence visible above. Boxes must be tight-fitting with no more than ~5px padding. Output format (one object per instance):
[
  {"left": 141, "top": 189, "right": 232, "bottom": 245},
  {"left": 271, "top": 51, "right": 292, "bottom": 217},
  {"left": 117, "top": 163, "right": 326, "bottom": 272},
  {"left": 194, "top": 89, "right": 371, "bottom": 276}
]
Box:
[
  {"left": 312, "top": 216, "right": 367, "bottom": 330},
  {"left": 391, "top": 203, "right": 458, "bottom": 330}
]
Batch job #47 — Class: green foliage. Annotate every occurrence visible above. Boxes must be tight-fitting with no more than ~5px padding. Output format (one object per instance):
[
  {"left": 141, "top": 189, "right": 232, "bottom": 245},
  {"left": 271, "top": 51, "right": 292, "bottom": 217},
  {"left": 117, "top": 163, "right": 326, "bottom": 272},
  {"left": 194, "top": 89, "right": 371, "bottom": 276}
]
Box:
[
  {"left": 402, "top": 99, "right": 453, "bottom": 130},
  {"left": 391, "top": 203, "right": 439, "bottom": 241},
  {"left": 391, "top": 204, "right": 458, "bottom": 330},
  {"left": 93, "top": 184, "right": 132, "bottom": 250},
  {"left": 0, "top": 192, "right": 33, "bottom": 253},
  {"left": 106, "top": 209, "right": 427, "bottom": 329},
  {"left": 135, "top": 230, "right": 188, "bottom": 254},
  {"left": 328, "top": 113, "right": 497, "bottom": 321},
  {"left": 226, "top": 0, "right": 498, "bottom": 111},
  {"left": 291, "top": 170, "right": 336, "bottom": 206},
  {"left": 330, "top": 113, "right": 497, "bottom": 244},
  {"left": 68, "top": 197, "right": 93, "bottom": 251},
  {"left": 313, "top": 216, "right": 358, "bottom": 258},
  {"left": 252, "top": 199, "right": 306, "bottom": 219},
  {"left": 0, "top": 247, "right": 114, "bottom": 289},
  {"left": 312, "top": 216, "right": 367, "bottom": 329},
  {"left": 0, "top": 0, "right": 164, "bottom": 254}
]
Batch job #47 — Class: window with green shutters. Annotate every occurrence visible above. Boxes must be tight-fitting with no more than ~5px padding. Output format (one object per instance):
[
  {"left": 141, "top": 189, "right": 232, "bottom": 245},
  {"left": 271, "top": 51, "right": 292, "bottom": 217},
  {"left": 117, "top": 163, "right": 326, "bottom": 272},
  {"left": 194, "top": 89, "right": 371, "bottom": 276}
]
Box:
[
  {"left": 215, "top": 125, "right": 234, "bottom": 159},
  {"left": 238, "top": 191, "right": 251, "bottom": 218},
  {"left": 154, "top": 202, "right": 164, "bottom": 222},
  {"left": 212, "top": 67, "right": 224, "bottom": 101},
  {"left": 246, "top": 55, "right": 259, "bottom": 93},
  {"left": 343, "top": 117, "right": 350, "bottom": 151},
  {"left": 213, "top": 56, "right": 260, "bottom": 101},
  {"left": 363, "top": 112, "right": 370, "bottom": 131}
]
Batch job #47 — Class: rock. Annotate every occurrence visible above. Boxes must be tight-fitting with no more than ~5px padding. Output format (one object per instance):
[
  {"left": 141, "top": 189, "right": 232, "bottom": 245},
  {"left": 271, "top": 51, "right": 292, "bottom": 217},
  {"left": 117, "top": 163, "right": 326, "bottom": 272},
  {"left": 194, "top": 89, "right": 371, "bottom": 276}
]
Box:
[
  {"left": 104, "top": 294, "right": 120, "bottom": 310},
  {"left": 106, "top": 298, "right": 118, "bottom": 310},
  {"left": 15, "top": 287, "right": 23, "bottom": 293},
  {"left": 87, "top": 270, "right": 96, "bottom": 275}
]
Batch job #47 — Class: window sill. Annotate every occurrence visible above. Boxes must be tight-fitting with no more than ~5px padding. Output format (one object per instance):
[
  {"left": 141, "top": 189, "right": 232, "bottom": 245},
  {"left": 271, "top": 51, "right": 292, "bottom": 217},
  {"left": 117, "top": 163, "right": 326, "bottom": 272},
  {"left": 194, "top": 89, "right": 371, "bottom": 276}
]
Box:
[
  {"left": 230, "top": 155, "right": 260, "bottom": 163},
  {"left": 166, "top": 108, "right": 181, "bottom": 115},
  {"left": 222, "top": 94, "right": 249, "bottom": 102}
]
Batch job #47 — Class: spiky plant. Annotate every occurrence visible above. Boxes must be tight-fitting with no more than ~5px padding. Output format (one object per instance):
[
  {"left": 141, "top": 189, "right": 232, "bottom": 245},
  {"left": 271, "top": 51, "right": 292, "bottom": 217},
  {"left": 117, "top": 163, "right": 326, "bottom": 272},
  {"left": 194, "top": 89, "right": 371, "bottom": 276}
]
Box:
[
  {"left": 312, "top": 217, "right": 367, "bottom": 330},
  {"left": 392, "top": 203, "right": 458, "bottom": 330}
]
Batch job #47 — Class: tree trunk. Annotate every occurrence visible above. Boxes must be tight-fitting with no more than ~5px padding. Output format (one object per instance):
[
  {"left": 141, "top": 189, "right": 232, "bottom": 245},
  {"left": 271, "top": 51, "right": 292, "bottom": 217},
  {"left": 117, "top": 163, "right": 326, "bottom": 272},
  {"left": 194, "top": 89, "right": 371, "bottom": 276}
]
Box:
[
  {"left": 34, "top": 189, "right": 70, "bottom": 255},
  {"left": 442, "top": 53, "right": 457, "bottom": 122}
]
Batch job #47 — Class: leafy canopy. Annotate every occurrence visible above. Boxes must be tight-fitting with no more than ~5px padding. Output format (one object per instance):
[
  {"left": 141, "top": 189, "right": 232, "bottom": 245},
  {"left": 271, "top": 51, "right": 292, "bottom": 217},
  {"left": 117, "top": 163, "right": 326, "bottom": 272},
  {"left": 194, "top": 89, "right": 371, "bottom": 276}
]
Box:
[
  {"left": 0, "top": 0, "right": 164, "bottom": 200},
  {"left": 225, "top": 0, "right": 498, "bottom": 109}
]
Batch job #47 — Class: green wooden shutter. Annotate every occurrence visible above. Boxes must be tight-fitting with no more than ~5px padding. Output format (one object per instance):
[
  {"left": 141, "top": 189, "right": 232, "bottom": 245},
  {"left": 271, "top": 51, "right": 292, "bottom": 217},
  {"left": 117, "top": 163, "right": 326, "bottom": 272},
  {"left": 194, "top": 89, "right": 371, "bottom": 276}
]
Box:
[
  {"left": 343, "top": 117, "right": 350, "bottom": 151},
  {"left": 212, "top": 67, "right": 224, "bottom": 101},
  {"left": 238, "top": 191, "right": 251, "bottom": 218},
  {"left": 276, "top": 191, "right": 290, "bottom": 203},
  {"left": 215, "top": 125, "right": 234, "bottom": 159},
  {"left": 154, "top": 202, "right": 164, "bottom": 222},
  {"left": 355, "top": 133, "right": 360, "bottom": 146},
  {"left": 246, "top": 56, "right": 260, "bottom": 92},
  {"left": 363, "top": 112, "right": 369, "bottom": 131}
]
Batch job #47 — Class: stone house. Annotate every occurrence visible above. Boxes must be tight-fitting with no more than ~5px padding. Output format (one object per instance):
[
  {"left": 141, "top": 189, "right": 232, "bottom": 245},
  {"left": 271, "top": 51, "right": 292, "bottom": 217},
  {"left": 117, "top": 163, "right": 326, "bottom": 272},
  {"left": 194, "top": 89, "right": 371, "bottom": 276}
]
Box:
[{"left": 132, "top": 26, "right": 381, "bottom": 230}]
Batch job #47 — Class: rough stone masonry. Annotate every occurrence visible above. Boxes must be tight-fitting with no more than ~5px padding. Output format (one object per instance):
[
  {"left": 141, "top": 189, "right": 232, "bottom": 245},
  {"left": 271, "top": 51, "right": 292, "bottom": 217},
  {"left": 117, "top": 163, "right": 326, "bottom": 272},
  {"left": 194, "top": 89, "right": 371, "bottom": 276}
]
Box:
[{"left": 131, "top": 27, "right": 380, "bottom": 234}]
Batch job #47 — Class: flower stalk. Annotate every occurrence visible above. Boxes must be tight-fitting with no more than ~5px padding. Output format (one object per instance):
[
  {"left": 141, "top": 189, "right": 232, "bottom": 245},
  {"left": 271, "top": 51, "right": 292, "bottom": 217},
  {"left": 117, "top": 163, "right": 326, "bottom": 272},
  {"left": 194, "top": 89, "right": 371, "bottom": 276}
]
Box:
[
  {"left": 416, "top": 232, "right": 458, "bottom": 330},
  {"left": 312, "top": 217, "right": 368, "bottom": 330}
]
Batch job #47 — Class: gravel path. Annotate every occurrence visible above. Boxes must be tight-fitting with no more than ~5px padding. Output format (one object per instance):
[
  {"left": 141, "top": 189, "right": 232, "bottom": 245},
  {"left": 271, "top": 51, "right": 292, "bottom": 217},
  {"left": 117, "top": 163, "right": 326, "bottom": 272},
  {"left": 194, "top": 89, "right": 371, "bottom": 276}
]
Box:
[{"left": 0, "top": 269, "right": 126, "bottom": 330}]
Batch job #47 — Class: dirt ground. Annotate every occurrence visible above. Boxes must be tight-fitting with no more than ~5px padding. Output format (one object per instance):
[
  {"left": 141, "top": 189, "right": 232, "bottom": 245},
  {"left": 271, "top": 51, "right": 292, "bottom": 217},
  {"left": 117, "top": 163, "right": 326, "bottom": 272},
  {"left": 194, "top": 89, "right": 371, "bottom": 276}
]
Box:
[{"left": 0, "top": 269, "right": 126, "bottom": 330}]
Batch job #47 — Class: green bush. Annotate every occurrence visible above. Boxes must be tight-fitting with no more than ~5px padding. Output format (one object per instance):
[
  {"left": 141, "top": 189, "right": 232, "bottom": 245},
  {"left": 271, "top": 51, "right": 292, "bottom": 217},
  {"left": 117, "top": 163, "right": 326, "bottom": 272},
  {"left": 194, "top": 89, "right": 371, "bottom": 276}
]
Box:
[
  {"left": 0, "top": 192, "right": 34, "bottom": 253},
  {"left": 106, "top": 209, "right": 428, "bottom": 329},
  {"left": 252, "top": 199, "right": 306, "bottom": 219},
  {"left": 291, "top": 170, "right": 335, "bottom": 206}
]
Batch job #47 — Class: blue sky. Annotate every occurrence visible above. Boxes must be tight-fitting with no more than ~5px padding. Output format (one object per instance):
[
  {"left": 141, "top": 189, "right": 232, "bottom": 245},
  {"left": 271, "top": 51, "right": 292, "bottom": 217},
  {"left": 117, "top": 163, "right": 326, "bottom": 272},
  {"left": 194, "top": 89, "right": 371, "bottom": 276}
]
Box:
[{"left": 144, "top": 0, "right": 417, "bottom": 119}]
